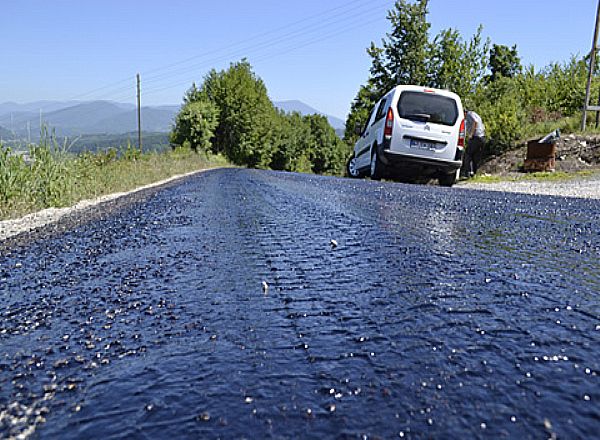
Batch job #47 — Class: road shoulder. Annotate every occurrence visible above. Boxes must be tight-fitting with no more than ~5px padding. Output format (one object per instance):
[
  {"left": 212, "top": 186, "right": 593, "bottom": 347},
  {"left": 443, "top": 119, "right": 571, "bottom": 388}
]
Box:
[
  {"left": 457, "top": 171, "right": 600, "bottom": 200},
  {"left": 0, "top": 168, "right": 213, "bottom": 243}
]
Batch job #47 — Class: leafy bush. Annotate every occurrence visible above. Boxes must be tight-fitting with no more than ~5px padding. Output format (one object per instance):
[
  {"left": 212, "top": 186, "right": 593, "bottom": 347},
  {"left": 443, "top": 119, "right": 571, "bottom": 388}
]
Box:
[
  {"left": 472, "top": 77, "right": 527, "bottom": 152},
  {"left": 170, "top": 99, "right": 219, "bottom": 153}
]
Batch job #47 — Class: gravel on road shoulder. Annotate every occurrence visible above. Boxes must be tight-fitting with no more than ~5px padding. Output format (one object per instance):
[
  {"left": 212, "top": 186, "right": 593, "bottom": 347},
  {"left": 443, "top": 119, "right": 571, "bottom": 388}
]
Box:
[
  {"left": 458, "top": 172, "right": 600, "bottom": 200},
  {"left": 0, "top": 169, "right": 211, "bottom": 243}
]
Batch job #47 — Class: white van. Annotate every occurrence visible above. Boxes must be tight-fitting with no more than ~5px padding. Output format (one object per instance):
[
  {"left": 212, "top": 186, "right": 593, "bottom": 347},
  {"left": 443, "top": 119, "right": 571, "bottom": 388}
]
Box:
[{"left": 347, "top": 85, "right": 465, "bottom": 186}]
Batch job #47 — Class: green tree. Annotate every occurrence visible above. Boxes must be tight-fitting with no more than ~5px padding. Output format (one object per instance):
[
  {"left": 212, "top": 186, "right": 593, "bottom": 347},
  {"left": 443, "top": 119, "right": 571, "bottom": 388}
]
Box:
[
  {"left": 345, "top": 0, "right": 432, "bottom": 150},
  {"left": 176, "top": 59, "right": 349, "bottom": 175},
  {"left": 428, "top": 26, "right": 489, "bottom": 101},
  {"left": 305, "top": 114, "right": 348, "bottom": 175},
  {"left": 346, "top": 0, "right": 489, "bottom": 147},
  {"left": 489, "top": 44, "right": 522, "bottom": 81},
  {"left": 183, "top": 82, "right": 204, "bottom": 104},
  {"left": 343, "top": 83, "right": 378, "bottom": 146},
  {"left": 367, "top": 0, "right": 430, "bottom": 93},
  {"left": 170, "top": 99, "right": 219, "bottom": 153},
  {"left": 202, "top": 60, "right": 276, "bottom": 167},
  {"left": 270, "top": 111, "right": 312, "bottom": 173}
]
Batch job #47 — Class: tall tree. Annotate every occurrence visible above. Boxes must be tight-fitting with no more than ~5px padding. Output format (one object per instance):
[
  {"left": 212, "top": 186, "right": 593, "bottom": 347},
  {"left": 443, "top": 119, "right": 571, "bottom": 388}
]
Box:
[
  {"left": 345, "top": 0, "right": 491, "bottom": 145},
  {"left": 305, "top": 114, "right": 348, "bottom": 175},
  {"left": 175, "top": 59, "right": 349, "bottom": 175},
  {"left": 270, "top": 111, "right": 312, "bottom": 173},
  {"left": 367, "top": 0, "right": 431, "bottom": 93},
  {"left": 202, "top": 60, "right": 276, "bottom": 167},
  {"left": 428, "top": 26, "right": 489, "bottom": 101}
]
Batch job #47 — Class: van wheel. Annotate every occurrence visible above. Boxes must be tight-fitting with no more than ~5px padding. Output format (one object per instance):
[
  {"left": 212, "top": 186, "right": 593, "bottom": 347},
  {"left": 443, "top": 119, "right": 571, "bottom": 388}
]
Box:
[
  {"left": 347, "top": 155, "right": 361, "bottom": 178},
  {"left": 439, "top": 169, "right": 459, "bottom": 187},
  {"left": 370, "top": 148, "right": 384, "bottom": 181}
]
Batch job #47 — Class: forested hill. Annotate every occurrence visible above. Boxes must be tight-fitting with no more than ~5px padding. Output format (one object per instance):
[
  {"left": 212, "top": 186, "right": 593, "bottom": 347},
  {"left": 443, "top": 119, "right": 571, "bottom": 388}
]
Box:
[{"left": 0, "top": 101, "right": 179, "bottom": 139}]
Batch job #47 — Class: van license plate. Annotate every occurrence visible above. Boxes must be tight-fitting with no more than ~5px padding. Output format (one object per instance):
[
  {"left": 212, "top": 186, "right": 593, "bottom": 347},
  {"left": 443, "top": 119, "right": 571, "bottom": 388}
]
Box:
[{"left": 410, "top": 139, "right": 437, "bottom": 150}]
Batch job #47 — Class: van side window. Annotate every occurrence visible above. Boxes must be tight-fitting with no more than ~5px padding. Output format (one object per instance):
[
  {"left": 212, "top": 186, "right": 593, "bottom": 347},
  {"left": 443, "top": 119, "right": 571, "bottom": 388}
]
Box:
[
  {"left": 362, "top": 104, "right": 378, "bottom": 135},
  {"left": 373, "top": 98, "right": 388, "bottom": 125}
]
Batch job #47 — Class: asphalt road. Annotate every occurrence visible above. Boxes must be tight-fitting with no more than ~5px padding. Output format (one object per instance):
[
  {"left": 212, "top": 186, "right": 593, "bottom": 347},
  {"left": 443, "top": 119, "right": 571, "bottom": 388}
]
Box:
[{"left": 1, "top": 169, "right": 599, "bottom": 439}]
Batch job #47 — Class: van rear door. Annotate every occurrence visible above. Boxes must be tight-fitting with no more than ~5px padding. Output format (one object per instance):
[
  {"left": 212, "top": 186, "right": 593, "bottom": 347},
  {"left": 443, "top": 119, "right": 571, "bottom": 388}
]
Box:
[{"left": 392, "top": 90, "right": 460, "bottom": 161}]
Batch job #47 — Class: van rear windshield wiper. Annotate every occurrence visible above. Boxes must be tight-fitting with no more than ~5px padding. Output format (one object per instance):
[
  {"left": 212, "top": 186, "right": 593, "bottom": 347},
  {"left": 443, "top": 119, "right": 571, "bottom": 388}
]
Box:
[{"left": 404, "top": 113, "right": 431, "bottom": 122}]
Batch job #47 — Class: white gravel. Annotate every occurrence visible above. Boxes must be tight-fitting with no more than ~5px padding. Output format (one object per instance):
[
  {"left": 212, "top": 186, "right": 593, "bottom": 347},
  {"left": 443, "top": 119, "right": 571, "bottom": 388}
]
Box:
[
  {"left": 458, "top": 173, "right": 600, "bottom": 200},
  {"left": 0, "top": 169, "right": 209, "bottom": 241}
]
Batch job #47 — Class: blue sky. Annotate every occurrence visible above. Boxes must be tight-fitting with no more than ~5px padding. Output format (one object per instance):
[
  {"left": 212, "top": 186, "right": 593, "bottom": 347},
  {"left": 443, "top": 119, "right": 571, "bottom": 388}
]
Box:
[{"left": 1, "top": 0, "right": 598, "bottom": 119}]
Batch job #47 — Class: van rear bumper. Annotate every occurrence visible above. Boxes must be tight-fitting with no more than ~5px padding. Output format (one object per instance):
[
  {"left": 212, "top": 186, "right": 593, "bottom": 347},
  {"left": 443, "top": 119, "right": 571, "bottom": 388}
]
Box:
[{"left": 380, "top": 148, "right": 462, "bottom": 171}]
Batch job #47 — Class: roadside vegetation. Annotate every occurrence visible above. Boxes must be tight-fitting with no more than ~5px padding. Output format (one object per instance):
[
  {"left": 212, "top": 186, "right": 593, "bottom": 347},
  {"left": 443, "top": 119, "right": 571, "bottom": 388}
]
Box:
[
  {"left": 0, "top": 135, "right": 227, "bottom": 220},
  {"left": 170, "top": 60, "right": 348, "bottom": 175},
  {"left": 344, "top": 0, "right": 600, "bottom": 159},
  {"left": 169, "top": 0, "right": 599, "bottom": 179}
]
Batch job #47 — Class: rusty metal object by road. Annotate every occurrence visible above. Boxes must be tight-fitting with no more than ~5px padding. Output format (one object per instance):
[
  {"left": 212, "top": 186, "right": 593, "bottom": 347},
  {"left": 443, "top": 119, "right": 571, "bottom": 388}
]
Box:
[{"left": 524, "top": 139, "right": 556, "bottom": 172}]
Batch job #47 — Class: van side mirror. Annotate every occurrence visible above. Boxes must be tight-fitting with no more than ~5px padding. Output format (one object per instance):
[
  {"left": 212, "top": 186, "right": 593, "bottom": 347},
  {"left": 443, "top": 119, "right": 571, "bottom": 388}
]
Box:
[{"left": 354, "top": 121, "right": 363, "bottom": 136}]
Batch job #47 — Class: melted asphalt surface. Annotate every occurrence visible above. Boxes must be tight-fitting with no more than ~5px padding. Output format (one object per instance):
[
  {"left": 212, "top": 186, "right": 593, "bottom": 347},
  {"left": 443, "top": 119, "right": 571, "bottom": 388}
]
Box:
[{"left": 0, "top": 168, "right": 599, "bottom": 439}]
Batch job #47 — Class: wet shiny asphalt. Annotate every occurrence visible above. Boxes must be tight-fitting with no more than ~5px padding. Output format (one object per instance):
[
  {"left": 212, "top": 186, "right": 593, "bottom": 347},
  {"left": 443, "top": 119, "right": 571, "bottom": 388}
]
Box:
[{"left": 0, "top": 168, "right": 599, "bottom": 439}]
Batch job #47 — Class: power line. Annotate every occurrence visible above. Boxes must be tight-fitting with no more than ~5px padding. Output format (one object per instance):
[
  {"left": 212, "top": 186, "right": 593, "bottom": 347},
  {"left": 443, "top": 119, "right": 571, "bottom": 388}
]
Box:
[
  {"left": 79, "top": 2, "right": 388, "bottom": 103},
  {"left": 19, "top": 9, "right": 387, "bottom": 129},
  {"left": 12, "top": 1, "right": 392, "bottom": 132},
  {"left": 37, "top": 0, "right": 388, "bottom": 106},
  {"left": 140, "top": 3, "right": 387, "bottom": 87},
  {"left": 141, "top": 14, "right": 384, "bottom": 99},
  {"left": 139, "top": 0, "right": 378, "bottom": 79}
]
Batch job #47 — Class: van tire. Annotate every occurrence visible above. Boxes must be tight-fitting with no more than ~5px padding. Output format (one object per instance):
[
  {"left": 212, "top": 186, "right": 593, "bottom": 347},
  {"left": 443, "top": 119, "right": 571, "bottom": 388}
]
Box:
[
  {"left": 439, "top": 169, "right": 459, "bottom": 187},
  {"left": 347, "top": 155, "right": 362, "bottom": 178},
  {"left": 370, "top": 148, "right": 384, "bottom": 181}
]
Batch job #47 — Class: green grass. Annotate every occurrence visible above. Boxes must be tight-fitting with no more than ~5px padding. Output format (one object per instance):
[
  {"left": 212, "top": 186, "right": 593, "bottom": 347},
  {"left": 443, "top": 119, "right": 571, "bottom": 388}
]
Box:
[
  {"left": 519, "top": 115, "right": 600, "bottom": 141},
  {"left": 0, "top": 141, "right": 229, "bottom": 221},
  {"left": 468, "top": 170, "right": 595, "bottom": 184}
]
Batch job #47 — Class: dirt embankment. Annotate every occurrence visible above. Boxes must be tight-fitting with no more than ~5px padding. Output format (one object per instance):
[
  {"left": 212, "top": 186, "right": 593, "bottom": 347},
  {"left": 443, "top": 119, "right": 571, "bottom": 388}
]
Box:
[{"left": 479, "top": 134, "right": 600, "bottom": 175}]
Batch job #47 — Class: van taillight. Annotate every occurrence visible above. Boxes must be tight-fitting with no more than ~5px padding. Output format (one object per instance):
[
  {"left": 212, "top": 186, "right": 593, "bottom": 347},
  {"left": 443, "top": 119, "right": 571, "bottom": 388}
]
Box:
[
  {"left": 458, "top": 118, "right": 465, "bottom": 147},
  {"left": 384, "top": 108, "right": 394, "bottom": 137}
]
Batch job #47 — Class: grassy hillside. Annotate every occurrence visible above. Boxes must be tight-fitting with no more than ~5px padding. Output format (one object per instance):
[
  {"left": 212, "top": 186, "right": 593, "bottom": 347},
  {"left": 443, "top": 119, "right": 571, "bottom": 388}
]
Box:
[{"left": 0, "top": 141, "right": 228, "bottom": 220}]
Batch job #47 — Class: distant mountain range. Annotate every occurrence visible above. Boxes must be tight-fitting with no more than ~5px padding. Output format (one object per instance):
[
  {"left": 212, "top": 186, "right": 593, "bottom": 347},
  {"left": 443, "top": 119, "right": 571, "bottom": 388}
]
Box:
[
  {"left": 0, "top": 101, "right": 180, "bottom": 140},
  {"left": 0, "top": 99, "right": 344, "bottom": 143},
  {"left": 273, "top": 100, "right": 344, "bottom": 130},
  {"left": 0, "top": 125, "right": 12, "bottom": 140}
]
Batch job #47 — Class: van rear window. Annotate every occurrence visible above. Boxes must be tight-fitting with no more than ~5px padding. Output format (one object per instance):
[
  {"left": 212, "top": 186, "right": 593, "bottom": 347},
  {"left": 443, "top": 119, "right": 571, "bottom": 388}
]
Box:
[{"left": 397, "top": 91, "right": 458, "bottom": 126}]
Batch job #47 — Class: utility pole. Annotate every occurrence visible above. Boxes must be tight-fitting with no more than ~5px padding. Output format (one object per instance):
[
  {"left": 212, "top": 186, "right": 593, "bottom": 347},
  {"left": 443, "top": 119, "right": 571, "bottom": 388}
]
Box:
[
  {"left": 582, "top": 0, "right": 600, "bottom": 131},
  {"left": 596, "top": 86, "right": 600, "bottom": 128},
  {"left": 137, "top": 73, "right": 142, "bottom": 153}
]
